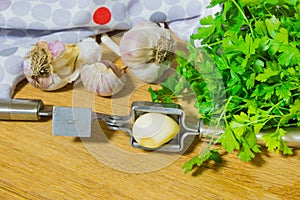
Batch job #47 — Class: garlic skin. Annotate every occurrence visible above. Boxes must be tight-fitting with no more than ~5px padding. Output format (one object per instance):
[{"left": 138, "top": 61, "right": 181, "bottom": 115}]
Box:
[
  {"left": 132, "top": 113, "right": 179, "bottom": 148},
  {"left": 80, "top": 61, "right": 126, "bottom": 96},
  {"left": 76, "top": 38, "right": 103, "bottom": 67},
  {"left": 119, "top": 21, "right": 176, "bottom": 83},
  {"left": 23, "top": 38, "right": 103, "bottom": 91}
]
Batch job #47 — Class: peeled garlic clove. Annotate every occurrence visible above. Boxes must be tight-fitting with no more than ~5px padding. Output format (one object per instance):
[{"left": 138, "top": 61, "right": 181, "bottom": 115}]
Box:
[
  {"left": 132, "top": 113, "right": 179, "bottom": 148},
  {"left": 75, "top": 37, "right": 103, "bottom": 67},
  {"left": 80, "top": 61, "right": 126, "bottom": 96},
  {"left": 23, "top": 40, "right": 80, "bottom": 91},
  {"left": 119, "top": 21, "right": 176, "bottom": 83}
]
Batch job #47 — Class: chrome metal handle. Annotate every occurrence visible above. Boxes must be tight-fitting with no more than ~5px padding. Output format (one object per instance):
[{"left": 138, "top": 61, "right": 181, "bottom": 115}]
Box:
[
  {"left": 200, "top": 123, "right": 300, "bottom": 148},
  {"left": 0, "top": 98, "right": 44, "bottom": 121},
  {"left": 257, "top": 128, "right": 300, "bottom": 148}
]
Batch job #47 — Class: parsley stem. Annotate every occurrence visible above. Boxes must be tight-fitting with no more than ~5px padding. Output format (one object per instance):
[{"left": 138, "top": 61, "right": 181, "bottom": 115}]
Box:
[
  {"left": 263, "top": 4, "right": 272, "bottom": 15},
  {"left": 245, "top": 115, "right": 281, "bottom": 127},
  {"left": 221, "top": 96, "right": 233, "bottom": 127},
  {"left": 231, "top": 0, "right": 254, "bottom": 35},
  {"left": 197, "top": 96, "right": 233, "bottom": 156},
  {"left": 291, "top": 93, "right": 300, "bottom": 97},
  {"left": 246, "top": 6, "right": 256, "bottom": 22},
  {"left": 205, "top": 40, "right": 223, "bottom": 48}
]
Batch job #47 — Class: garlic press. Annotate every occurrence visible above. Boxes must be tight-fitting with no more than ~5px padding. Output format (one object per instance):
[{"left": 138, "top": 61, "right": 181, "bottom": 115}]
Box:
[
  {"left": 94, "top": 101, "right": 204, "bottom": 152},
  {"left": 0, "top": 98, "right": 299, "bottom": 152}
]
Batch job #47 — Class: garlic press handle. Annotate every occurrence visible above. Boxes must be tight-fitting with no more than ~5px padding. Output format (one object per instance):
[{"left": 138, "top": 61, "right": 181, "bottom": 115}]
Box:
[
  {"left": 0, "top": 98, "right": 45, "bottom": 121},
  {"left": 257, "top": 128, "right": 300, "bottom": 148},
  {"left": 200, "top": 121, "right": 300, "bottom": 148}
]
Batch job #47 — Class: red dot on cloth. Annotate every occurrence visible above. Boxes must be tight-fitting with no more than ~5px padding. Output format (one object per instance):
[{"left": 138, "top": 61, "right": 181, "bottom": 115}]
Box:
[{"left": 93, "top": 7, "right": 112, "bottom": 25}]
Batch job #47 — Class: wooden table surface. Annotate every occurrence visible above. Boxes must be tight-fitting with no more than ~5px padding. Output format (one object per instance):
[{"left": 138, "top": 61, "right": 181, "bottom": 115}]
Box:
[{"left": 1, "top": 36, "right": 300, "bottom": 200}]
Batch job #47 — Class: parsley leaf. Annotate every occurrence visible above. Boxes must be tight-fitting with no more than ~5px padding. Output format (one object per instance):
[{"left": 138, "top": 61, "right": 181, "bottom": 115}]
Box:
[
  {"left": 182, "top": 148, "right": 222, "bottom": 174},
  {"left": 262, "top": 128, "right": 293, "bottom": 154}
]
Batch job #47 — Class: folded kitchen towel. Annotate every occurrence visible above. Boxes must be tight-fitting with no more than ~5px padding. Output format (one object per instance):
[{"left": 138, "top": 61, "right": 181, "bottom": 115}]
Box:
[{"left": 0, "top": 0, "right": 220, "bottom": 98}]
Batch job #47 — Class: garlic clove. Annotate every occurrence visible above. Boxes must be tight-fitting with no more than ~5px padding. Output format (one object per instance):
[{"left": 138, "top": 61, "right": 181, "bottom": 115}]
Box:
[
  {"left": 99, "top": 69, "right": 124, "bottom": 96},
  {"left": 52, "top": 43, "right": 79, "bottom": 79},
  {"left": 75, "top": 37, "right": 103, "bottom": 68},
  {"left": 132, "top": 113, "right": 179, "bottom": 148},
  {"left": 80, "top": 61, "right": 126, "bottom": 97}
]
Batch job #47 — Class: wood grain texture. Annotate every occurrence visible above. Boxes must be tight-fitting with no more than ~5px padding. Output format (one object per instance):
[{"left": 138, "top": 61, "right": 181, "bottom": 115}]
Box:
[{"left": 1, "top": 36, "right": 300, "bottom": 200}]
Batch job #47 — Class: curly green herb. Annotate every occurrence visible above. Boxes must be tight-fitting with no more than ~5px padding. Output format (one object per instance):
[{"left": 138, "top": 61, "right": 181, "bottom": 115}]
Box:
[{"left": 149, "top": 0, "right": 300, "bottom": 173}]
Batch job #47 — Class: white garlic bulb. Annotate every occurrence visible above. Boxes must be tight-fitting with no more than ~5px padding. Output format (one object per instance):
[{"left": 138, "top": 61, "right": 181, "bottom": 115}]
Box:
[
  {"left": 80, "top": 61, "right": 126, "bottom": 96},
  {"left": 119, "top": 21, "right": 176, "bottom": 83}
]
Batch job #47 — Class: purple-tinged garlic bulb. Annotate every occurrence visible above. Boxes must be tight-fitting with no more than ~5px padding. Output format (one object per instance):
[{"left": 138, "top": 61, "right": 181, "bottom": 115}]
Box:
[{"left": 24, "top": 40, "right": 80, "bottom": 91}]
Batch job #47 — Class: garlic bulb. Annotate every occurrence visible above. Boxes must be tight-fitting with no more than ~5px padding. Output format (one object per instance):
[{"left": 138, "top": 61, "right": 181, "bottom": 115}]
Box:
[
  {"left": 119, "top": 21, "right": 176, "bottom": 83},
  {"left": 80, "top": 61, "right": 126, "bottom": 96},
  {"left": 132, "top": 113, "right": 179, "bottom": 148},
  {"left": 23, "top": 38, "right": 103, "bottom": 91},
  {"left": 24, "top": 40, "right": 80, "bottom": 90}
]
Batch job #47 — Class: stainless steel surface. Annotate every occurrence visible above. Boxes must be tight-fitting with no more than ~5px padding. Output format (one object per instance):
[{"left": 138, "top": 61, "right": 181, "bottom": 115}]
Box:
[
  {"left": 0, "top": 98, "right": 44, "bottom": 120},
  {"left": 52, "top": 106, "right": 92, "bottom": 137},
  {"left": 257, "top": 127, "right": 300, "bottom": 148},
  {"left": 38, "top": 105, "right": 53, "bottom": 117},
  {"left": 201, "top": 122, "right": 300, "bottom": 148}
]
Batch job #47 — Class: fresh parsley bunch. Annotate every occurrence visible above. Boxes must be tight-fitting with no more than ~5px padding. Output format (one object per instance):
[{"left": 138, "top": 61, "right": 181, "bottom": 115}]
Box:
[{"left": 149, "top": 0, "right": 300, "bottom": 173}]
